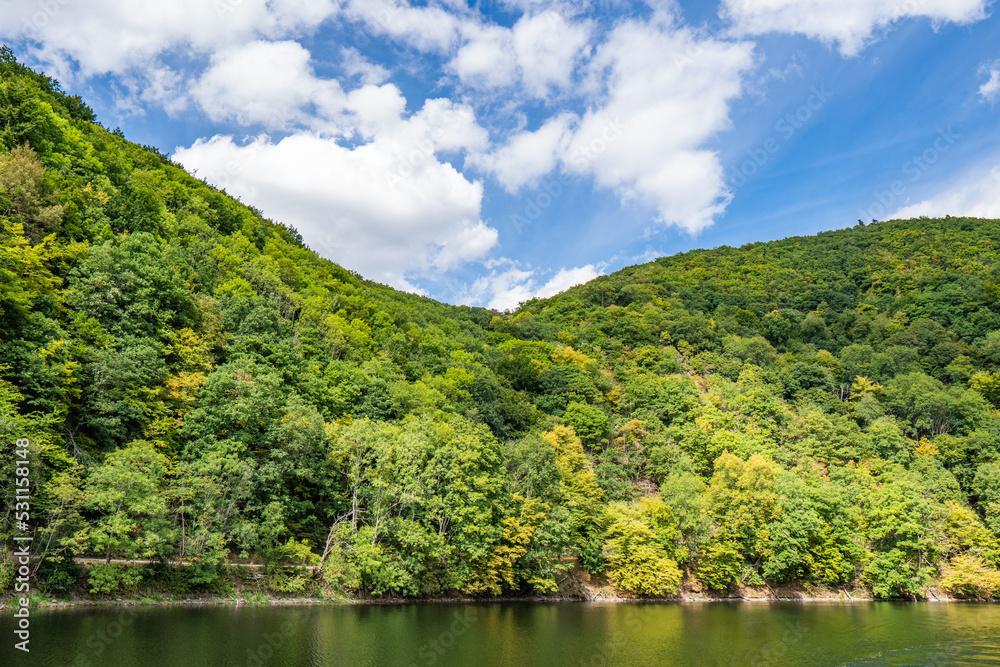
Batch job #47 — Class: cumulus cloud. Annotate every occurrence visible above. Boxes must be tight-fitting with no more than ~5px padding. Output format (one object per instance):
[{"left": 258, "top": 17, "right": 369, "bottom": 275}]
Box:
[
  {"left": 472, "top": 113, "right": 576, "bottom": 192},
  {"left": 191, "top": 40, "right": 347, "bottom": 130},
  {"left": 343, "top": 0, "right": 463, "bottom": 53},
  {"left": 891, "top": 166, "right": 1000, "bottom": 220},
  {"left": 174, "top": 94, "right": 494, "bottom": 289},
  {"left": 567, "top": 17, "right": 754, "bottom": 233},
  {"left": 981, "top": 62, "right": 1000, "bottom": 103},
  {"left": 721, "top": 0, "right": 989, "bottom": 56},
  {"left": 0, "top": 0, "right": 340, "bottom": 77},
  {"left": 188, "top": 40, "right": 491, "bottom": 145},
  {"left": 512, "top": 11, "right": 591, "bottom": 97},
  {"left": 498, "top": 0, "right": 588, "bottom": 14},
  {"left": 450, "top": 24, "right": 518, "bottom": 89},
  {"left": 135, "top": 65, "right": 187, "bottom": 114},
  {"left": 339, "top": 2, "right": 590, "bottom": 98},
  {"left": 475, "top": 15, "right": 753, "bottom": 234},
  {"left": 340, "top": 47, "right": 391, "bottom": 85},
  {"left": 448, "top": 11, "right": 590, "bottom": 96},
  {"left": 541, "top": 265, "right": 603, "bottom": 296},
  {"left": 176, "top": 131, "right": 494, "bottom": 289},
  {"left": 463, "top": 263, "right": 602, "bottom": 311}
]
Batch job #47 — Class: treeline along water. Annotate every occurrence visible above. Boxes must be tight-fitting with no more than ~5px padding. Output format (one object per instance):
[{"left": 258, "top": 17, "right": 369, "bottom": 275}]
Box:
[
  {"left": 4, "top": 602, "right": 1000, "bottom": 666},
  {"left": 8, "top": 49, "right": 1000, "bottom": 602}
]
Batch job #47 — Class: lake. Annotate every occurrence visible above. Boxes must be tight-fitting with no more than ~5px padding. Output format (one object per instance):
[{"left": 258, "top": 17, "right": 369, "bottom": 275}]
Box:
[{"left": 4, "top": 601, "right": 1000, "bottom": 666}]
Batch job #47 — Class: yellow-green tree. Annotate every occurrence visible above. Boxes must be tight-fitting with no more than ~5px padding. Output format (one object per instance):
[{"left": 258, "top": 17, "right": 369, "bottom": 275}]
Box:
[{"left": 604, "top": 496, "right": 682, "bottom": 596}]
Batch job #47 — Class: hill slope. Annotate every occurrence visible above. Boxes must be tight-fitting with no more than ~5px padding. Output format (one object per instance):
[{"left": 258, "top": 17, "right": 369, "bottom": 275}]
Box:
[{"left": 3, "top": 50, "right": 1000, "bottom": 600}]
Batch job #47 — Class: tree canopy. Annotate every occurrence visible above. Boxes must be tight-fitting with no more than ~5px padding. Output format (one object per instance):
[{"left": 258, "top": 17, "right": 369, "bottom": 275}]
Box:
[{"left": 4, "top": 50, "right": 1000, "bottom": 600}]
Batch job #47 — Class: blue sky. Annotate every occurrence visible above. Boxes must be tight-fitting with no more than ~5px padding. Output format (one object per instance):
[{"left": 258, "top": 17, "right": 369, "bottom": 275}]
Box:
[{"left": 2, "top": 0, "right": 999, "bottom": 309}]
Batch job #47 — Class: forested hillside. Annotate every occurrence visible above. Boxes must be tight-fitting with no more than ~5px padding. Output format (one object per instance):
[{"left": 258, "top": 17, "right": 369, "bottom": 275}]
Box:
[{"left": 4, "top": 48, "right": 1000, "bottom": 601}]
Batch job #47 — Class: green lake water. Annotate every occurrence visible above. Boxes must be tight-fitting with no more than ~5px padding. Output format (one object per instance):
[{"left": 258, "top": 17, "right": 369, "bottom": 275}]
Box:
[{"left": 4, "top": 601, "right": 1000, "bottom": 666}]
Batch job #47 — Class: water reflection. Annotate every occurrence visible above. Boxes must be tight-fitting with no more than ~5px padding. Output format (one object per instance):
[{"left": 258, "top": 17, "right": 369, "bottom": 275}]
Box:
[{"left": 4, "top": 601, "right": 1000, "bottom": 666}]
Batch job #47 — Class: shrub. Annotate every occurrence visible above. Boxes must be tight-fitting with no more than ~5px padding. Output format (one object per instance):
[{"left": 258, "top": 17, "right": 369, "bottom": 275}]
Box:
[
  {"left": 940, "top": 555, "right": 1000, "bottom": 599},
  {"left": 87, "top": 564, "right": 144, "bottom": 594}
]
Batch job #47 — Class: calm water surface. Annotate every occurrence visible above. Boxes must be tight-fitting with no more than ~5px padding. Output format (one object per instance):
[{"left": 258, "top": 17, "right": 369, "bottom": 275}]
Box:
[{"left": 4, "top": 601, "right": 1000, "bottom": 666}]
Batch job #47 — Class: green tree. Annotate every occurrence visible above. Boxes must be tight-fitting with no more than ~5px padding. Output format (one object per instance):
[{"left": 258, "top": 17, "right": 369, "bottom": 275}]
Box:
[
  {"left": 74, "top": 440, "right": 175, "bottom": 562},
  {"left": 701, "top": 452, "right": 781, "bottom": 587},
  {"left": 604, "top": 497, "right": 683, "bottom": 596},
  {"left": 563, "top": 401, "right": 610, "bottom": 447}
]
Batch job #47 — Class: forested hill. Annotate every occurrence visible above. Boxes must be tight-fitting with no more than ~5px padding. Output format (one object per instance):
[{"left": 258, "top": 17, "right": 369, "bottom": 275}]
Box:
[
  {"left": 4, "top": 49, "right": 1000, "bottom": 602},
  {"left": 561, "top": 216, "right": 998, "bottom": 324}
]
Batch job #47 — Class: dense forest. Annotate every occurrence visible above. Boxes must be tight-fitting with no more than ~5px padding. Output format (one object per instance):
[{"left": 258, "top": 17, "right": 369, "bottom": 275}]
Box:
[{"left": 4, "top": 48, "right": 1000, "bottom": 602}]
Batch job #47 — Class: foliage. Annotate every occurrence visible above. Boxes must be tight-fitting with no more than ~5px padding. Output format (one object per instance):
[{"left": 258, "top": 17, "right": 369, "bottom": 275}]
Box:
[
  {"left": 86, "top": 563, "right": 144, "bottom": 594},
  {"left": 604, "top": 497, "right": 682, "bottom": 596},
  {"left": 939, "top": 554, "right": 1000, "bottom": 599},
  {"left": 4, "top": 52, "right": 1000, "bottom": 601}
]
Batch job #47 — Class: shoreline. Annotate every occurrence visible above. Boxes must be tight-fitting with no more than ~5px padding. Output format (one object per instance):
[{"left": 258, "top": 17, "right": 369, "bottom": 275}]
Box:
[{"left": 3, "top": 592, "right": 987, "bottom": 611}]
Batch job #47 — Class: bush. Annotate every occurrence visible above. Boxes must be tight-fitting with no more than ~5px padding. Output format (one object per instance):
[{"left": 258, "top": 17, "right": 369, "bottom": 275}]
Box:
[
  {"left": 321, "top": 544, "right": 361, "bottom": 594},
  {"left": 940, "top": 555, "right": 1000, "bottom": 599},
  {"left": 604, "top": 498, "right": 682, "bottom": 596},
  {"left": 0, "top": 553, "right": 13, "bottom": 592},
  {"left": 864, "top": 549, "right": 926, "bottom": 599},
  {"left": 36, "top": 557, "right": 83, "bottom": 593},
  {"left": 563, "top": 402, "right": 610, "bottom": 447},
  {"left": 696, "top": 539, "right": 742, "bottom": 591},
  {"left": 87, "top": 564, "right": 144, "bottom": 594}
]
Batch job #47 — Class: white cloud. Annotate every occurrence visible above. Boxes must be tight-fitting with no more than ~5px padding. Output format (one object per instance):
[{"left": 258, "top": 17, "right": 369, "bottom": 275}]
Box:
[
  {"left": 475, "top": 14, "right": 753, "bottom": 233},
  {"left": 191, "top": 40, "right": 347, "bottom": 130},
  {"left": 0, "top": 0, "right": 341, "bottom": 77},
  {"left": 343, "top": 0, "right": 593, "bottom": 98},
  {"left": 340, "top": 47, "right": 391, "bottom": 85},
  {"left": 447, "top": 11, "right": 590, "bottom": 96},
  {"left": 403, "top": 98, "right": 490, "bottom": 153},
  {"left": 541, "top": 265, "right": 603, "bottom": 296},
  {"left": 187, "top": 39, "right": 491, "bottom": 151},
  {"left": 499, "top": 0, "right": 588, "bottom": 13},
  {"left": 721, "top": 0, "right": 989, "bottom": 56},
  {"left": 176, "top": 131, "right": 494, "bottom": 289},
  {"left": 463, "top": 263, "right": 602, "bottom": 310},
  {"left": 981, "top": 62, "right": 1000, "bottom": 103},
  {"left": 564, "top": 16, "right": 754, "bottom": 233},
  {"left": 450, "top": 24, "right": 517, "bottom": 89},
  {"left": 342, "top": 83, "right": 409, "bottom": 136},
  {"left": 472, "top": 113, "right": 576, "bottom": 192},
  {"left": 174, "top": 94, "right": 495, "bottom": 290},
  {"left": 109, "top": 65, "right": 187, "bottom": 117},
  {"left": 513, "top": 11, "right": 591, "bottom": 97},
  {"left": 343, "top": 0, "right": 462, "bottom": 53},
  {"left": 891, "top": 165, "right": 1000, "bottom": 220}
]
